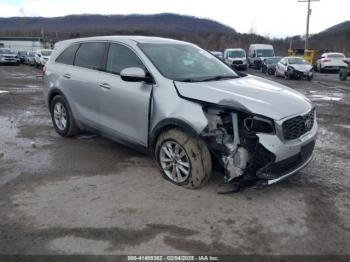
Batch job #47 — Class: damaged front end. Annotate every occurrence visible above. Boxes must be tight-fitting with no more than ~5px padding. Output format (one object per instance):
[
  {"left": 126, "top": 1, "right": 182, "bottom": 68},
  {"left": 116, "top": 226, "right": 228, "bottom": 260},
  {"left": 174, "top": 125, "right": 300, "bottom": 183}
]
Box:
[{"left": 201, "top": 106, "right": 278, "bottom": 189}]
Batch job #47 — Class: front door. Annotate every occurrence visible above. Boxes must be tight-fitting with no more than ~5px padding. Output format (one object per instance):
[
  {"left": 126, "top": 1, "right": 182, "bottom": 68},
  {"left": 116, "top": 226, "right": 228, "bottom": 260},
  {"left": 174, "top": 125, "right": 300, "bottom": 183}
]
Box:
[{"left": 98, "top": 43, "right": 153, "bottom": 146}]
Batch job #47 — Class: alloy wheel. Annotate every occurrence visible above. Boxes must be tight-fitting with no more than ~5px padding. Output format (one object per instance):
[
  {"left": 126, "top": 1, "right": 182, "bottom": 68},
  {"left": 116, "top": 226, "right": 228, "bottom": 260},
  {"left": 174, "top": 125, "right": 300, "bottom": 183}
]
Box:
[
  {"left": 159, "top": 141, "right": 191, "bottom": 183},
  {"left": 53, "top": 102, "right": 67, "bottom": 131}
]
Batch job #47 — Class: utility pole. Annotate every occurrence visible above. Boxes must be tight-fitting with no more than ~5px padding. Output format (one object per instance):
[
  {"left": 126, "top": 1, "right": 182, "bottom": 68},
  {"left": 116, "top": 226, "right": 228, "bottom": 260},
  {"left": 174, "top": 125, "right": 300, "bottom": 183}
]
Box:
[{"left": 298, "top": 0, "right": 320, "bottom": 50}]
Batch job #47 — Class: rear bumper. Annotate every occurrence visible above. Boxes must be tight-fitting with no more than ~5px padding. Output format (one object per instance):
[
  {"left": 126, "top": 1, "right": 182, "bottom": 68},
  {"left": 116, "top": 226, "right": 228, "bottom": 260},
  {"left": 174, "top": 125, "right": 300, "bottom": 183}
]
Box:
[{"left": 322, "top": 66, "right": 346, "bottom": 71}]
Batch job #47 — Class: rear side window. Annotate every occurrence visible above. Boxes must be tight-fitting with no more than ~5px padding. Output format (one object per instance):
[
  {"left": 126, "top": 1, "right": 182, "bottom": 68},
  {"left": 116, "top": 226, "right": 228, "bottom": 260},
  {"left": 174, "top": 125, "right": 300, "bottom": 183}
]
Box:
[
  {"left": 56, "top": 44, "right": 79, "bottom": 65},
  {"left": 106, "top": 43, "right": 145, "bottom": 74},
  {"left": 74, "top": 42, "right": 106, "bottom": 70}
]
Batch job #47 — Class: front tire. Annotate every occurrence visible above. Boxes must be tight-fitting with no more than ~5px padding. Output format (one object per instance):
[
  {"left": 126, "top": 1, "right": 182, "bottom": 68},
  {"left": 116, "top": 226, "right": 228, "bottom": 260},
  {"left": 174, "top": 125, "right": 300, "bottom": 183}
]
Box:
[
  {"left": 318, "top": 65, "right": 324, "bottom": 73},
  {"left": 155, "top": 128, "right": 212, "bottom": 189},
  {"left": 339, "top": 69, "right": 348, "bottom": 81},
  {"left": 50, "top": 95, "right": 79, "bottom": 137}
]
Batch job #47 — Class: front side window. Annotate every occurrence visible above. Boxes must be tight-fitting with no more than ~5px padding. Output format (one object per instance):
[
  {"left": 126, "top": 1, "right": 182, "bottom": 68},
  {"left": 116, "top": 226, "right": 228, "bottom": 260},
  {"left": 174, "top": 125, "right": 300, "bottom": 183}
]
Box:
[
  {"left": 75, "top": 42, "right": 106, "bottom": 70},
  {"left": 56, "top": 44, "right": 79, "bottom": 65},
  {"left": 106, "top": 43, "right": 145, "bottom": 74},
  {"left": 139, "top": 43, "right": 238, "bottom": 82}
]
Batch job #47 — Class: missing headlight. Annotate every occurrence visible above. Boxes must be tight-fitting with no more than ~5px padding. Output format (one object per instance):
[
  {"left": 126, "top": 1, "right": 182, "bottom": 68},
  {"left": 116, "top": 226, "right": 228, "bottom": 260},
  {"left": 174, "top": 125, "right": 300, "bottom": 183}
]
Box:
[{"left": 244, "top": 116, "right": 275, "bottom": 134}]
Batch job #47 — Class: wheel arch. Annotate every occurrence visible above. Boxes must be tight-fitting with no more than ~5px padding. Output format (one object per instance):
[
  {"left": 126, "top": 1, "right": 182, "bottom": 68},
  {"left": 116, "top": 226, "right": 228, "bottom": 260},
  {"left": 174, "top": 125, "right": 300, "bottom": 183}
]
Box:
[
  {"left": 149, "top": 118, "right": 201, "bottom": 155},
  {"left": 47, "top": 88, "right": 66, "bottom": 110}
]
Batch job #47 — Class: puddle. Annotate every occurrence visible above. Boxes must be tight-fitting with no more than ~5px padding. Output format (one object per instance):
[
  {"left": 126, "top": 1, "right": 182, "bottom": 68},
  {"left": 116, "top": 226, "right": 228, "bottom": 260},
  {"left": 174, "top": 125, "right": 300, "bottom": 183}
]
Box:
[
  {"left": 0, "top": 90, "right": 9, "bottom": 94},
  {"left": 309, "top": 92, "right": 344, "bottom": 102},
  {"left": 310, "top": 95, "right": 342, "bottom": 101},
  {"left": 334, "top": 124, "right": 350, "bottom": 130}
]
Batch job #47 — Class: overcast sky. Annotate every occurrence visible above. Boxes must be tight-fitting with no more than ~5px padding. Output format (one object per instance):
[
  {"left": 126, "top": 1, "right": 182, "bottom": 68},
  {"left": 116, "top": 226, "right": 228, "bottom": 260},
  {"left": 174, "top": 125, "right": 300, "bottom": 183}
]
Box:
[{"left": 0, "top": 0, "right": 349, "bottom": 37}]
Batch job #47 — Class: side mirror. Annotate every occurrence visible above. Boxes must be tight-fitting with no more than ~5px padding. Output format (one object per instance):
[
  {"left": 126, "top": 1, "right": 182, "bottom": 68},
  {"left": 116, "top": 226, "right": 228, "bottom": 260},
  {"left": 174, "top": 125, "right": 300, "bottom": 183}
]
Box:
[
  {"left": 120, "top": 67, "right": 153, "bottom": 84},
  {"left": 37, "top": 54, "right": 41, "bottom": 57}
]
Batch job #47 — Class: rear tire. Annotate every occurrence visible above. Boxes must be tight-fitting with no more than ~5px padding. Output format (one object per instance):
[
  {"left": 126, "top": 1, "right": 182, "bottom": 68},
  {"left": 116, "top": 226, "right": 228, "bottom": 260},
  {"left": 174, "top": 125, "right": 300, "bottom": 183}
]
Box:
[
  {"left": 267, "top": 68, "right": 274, "bottom": 75},
  {"left": 284, "top": 72, "right": 291, "bottom": 80},
  {"left": 155, "top": 128, "right": 212, "bottom": 189},
  {"left": 50, "top": 95, "right": 79, "bottom": 137}
]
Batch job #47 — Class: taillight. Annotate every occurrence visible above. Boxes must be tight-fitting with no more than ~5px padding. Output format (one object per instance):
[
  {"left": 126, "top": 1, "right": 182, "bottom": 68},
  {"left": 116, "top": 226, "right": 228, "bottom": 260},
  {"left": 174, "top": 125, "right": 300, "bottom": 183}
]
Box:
[
  {"left": 42, "top": 66, "right": 46, "bottom": 76},
  {"left": 323, "top": 59, "right": 331, "bottom": 62}
]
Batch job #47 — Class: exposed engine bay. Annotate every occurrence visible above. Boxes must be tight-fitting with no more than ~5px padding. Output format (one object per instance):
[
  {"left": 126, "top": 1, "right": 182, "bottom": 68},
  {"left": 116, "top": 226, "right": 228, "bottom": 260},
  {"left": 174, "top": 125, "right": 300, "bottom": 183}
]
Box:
[{"left": 201, "top": 107, "right": 276, "bottom": 190}]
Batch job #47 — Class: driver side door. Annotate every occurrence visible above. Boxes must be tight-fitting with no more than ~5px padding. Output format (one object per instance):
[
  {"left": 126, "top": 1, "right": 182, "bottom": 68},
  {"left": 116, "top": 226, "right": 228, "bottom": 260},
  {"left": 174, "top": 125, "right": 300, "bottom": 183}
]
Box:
[
  {"left": 277, "top": 58, "right": 287, "bottom": 75},
  {"left": 98, "top": 42, "right": 153, "bottom": 146}
]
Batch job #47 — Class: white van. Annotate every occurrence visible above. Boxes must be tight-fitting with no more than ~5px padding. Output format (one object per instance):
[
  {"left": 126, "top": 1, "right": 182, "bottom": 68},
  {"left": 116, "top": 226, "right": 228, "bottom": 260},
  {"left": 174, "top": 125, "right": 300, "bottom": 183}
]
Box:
[
  {"left": 248, "top": 44, "right": 274, "bottom": 69},
  {"left": 223, "top": 48, "right": 247, "bottom": 70}
]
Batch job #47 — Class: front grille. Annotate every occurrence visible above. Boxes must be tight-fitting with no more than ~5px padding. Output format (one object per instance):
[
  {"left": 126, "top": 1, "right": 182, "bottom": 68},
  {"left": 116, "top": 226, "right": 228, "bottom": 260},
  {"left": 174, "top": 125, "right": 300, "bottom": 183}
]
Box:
[
  {"left": 232, "top": 60, "right": 243, "bottom": 65},
  {"left": 282, "top": 108, "right": 315, "bottom": 140}
]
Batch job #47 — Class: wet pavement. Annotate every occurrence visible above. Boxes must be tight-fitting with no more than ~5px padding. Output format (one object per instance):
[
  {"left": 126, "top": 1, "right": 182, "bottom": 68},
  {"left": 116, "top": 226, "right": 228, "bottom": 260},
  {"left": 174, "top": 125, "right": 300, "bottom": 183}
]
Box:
[{"left": 0, "top": 65, "right": 349, "bottom": 255}]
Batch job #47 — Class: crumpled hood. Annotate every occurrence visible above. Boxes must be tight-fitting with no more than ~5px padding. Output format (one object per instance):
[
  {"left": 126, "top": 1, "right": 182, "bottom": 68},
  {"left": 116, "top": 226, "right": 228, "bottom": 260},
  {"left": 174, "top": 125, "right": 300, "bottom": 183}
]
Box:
[
  {"left": 174, "top": 75, "right": 312, "bottom": 120},
  {"left": 290, "top": 64, "right": 313, "bottom": 72}
]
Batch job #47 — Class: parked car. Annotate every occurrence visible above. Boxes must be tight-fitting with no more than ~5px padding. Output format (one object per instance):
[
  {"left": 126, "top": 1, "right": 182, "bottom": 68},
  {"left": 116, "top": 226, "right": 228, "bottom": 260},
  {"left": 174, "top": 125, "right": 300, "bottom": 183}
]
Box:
[
  {"left": 316, "top": 52, "right": 347, "bottom": 72},
  {"left": 35, "top": 49, "right": 53, "bottom": 67},
  {"left": 248, "top": 44, "right": 274, "bottom": 69},
  {"left": 210, "top": 51, "right": 224, "bottom": 61},
  {"left": 275, "top": 57, "right": 314, "bottom": 81},
  {"left": 0, "top": 48, "right": 19, "bottom": 65},
  {"left": 25, "top": 51, "right": 36, "bottom": 66},
  {"left": 223, "top": 48, "right": 247, "bottom": 70},
  {"left": 44, "top": 36, "right": 317, "bottom": 189},
  {"left": 261, "top": 57, "right": 282, "bottom": 75},
  {"left": 339, "top": 58, "right": 350, "bottom": 81},
  {"left": 17, "top": 51, "right": 28, "bottom": 64}
]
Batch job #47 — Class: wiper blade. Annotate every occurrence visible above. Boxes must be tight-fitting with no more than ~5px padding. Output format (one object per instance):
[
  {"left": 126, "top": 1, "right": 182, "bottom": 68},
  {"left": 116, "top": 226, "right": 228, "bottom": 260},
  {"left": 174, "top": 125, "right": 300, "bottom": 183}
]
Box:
[
  {"left": 178, "top": 75, "right": 239, "bottom": 83},
  {"left": 200, "top": 75, "right": 240, "bottom": 82},
  {"left": 180, "top": 78, "right": 197, "bottom": 82}
]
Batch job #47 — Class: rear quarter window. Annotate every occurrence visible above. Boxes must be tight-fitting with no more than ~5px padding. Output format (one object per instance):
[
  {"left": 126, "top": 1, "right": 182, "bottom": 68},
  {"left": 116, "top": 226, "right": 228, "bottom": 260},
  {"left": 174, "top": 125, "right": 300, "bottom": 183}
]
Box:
[{"left": 55, "top": 44, "right": 80, "bottom": 65}]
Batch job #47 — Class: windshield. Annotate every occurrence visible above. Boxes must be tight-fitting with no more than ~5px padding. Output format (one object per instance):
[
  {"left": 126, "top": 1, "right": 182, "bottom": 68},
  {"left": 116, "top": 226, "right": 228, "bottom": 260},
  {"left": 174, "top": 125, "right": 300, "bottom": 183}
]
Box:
[
  {"left": 288, "top": 58, "right": 309, "bottom": 65},
  {"left": 139, "top": 43, "right": 238, "bottom": 82},
  {"left": 28, "top": 52, "right": 35, "bottom": 57},
  {"left": 0, "top": 49, "right": 11, "bottom": 54},
  {"left": 228, "top": 50, "right": 245, "bottom": 58},
  {"left": 256, "top": 49, "right": 274, "bottom": 57},
  {"left": 327, "top": 54, "right": 345, "bottom": 58},
  {"left": 266, "top": 57, "right": 281, "bottom": 64},
  {"left": 41, "top": 50, "right": 52, "bottom": 56}
]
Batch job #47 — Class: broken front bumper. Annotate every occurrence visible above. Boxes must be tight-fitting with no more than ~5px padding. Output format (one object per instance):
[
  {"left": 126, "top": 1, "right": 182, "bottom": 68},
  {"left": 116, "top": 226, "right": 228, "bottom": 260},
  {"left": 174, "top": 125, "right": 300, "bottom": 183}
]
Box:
[{"left": 255, "top": 120, "right": 318, "bottom": 184}]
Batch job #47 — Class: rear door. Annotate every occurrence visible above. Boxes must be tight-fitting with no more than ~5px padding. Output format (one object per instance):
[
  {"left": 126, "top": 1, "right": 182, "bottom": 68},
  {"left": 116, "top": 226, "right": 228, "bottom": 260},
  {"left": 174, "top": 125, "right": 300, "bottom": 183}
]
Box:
[
  {"left": 98, "top": 42, "right": 153, "bottom": 146},
  {"left": 66, "top": 42, "right": 107, "bottom": 129}
]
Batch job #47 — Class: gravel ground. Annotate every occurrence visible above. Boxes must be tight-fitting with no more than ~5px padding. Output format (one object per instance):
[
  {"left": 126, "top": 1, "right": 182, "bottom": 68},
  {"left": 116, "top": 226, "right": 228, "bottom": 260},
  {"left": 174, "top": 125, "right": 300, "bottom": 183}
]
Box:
[{"left": 0, "top": 65, "right": 349, "bottom": 256}]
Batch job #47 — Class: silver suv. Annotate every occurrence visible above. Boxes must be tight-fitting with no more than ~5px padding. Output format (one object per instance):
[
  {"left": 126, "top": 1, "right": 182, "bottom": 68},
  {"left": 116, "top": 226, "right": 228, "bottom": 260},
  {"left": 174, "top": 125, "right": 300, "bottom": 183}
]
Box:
[{"left": 43, "top": 36, "right": 317, "bottom": 189}]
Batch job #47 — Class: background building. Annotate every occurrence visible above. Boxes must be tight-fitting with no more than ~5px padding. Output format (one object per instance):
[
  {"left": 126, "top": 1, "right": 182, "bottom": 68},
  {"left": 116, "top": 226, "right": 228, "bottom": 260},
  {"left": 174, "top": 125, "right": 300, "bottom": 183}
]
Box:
[{"left": 0, "top": 37, "right": 49, "bottom": 52}]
